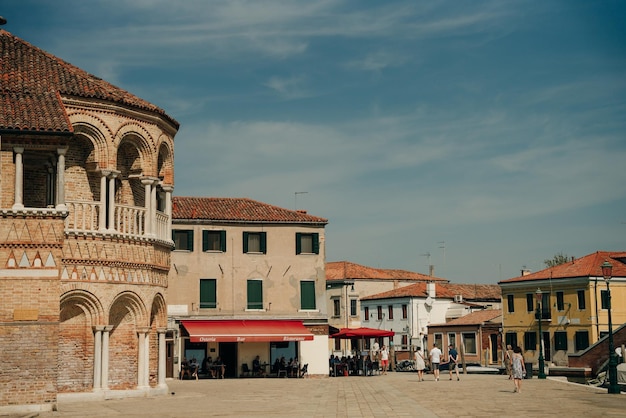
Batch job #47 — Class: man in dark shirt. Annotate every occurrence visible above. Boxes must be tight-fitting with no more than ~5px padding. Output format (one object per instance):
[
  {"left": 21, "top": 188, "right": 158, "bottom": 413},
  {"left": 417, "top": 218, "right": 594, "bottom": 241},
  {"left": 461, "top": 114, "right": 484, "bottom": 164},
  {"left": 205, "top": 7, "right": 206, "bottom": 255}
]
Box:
[{"left": 448, "top": 344, "right": 460, "bottom": 381}]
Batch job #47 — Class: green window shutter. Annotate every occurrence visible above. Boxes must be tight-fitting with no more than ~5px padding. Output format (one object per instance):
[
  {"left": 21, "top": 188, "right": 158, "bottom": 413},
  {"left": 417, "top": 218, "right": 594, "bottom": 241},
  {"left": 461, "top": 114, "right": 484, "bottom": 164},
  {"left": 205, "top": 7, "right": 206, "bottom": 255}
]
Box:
[
  {"left": 300, "top": 281, "right": 316, "bottom": 310},
  {"left": 187, "top": 231, "right": 194, "bottom": 251},
  {"left": 260, "top": 232, "right": 267, "bottom": 254},
  {"left": 220, "top": 231, "right": 226, "bottom": 252},
  {"left": 200, "top": 279, "right": 216, "bottom": 308},
  {"left": 296, "top": 233, "right": 302, "bottom": 255},
  {"left": 312, "top": 233, "right": 319, "bottom": 254},
  {"left": 247, "top": 280, "right": 263, "bottom": 309},
  {"left": 202, "top": 230, "right": 209, "bottom": 252},
  {"left": 601, "top": 290, "right": 609, "bottom": 309},
  {"left": 243, "top": 232, "right": 249, "bottom": 253}
]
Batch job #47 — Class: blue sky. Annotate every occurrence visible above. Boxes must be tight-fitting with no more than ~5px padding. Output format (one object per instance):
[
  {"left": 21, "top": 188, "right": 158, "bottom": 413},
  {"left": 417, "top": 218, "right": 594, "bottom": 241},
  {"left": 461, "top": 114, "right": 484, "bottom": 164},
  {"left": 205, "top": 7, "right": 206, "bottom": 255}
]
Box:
[{"left": 3, "top": 1, "right": 625, "bottom": 283}]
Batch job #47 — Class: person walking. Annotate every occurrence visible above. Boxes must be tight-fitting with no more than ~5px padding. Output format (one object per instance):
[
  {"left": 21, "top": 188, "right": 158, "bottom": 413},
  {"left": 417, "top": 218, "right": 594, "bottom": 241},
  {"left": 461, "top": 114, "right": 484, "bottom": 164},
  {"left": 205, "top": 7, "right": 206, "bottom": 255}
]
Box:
[
  {"left": 511, "top": 346, "right": 526, "bottom": 393},
  {"left": 448, "top": 344, "right": 460, "bottom": 381},
  {"left": 380, "top": 345, "right": 390, "bottom": 374},
  {"left": 414, "top": 347, "right": 426, "bottom": 381},
  {"left": 429, "top": 344, "right": 442, "bottom": 381}
]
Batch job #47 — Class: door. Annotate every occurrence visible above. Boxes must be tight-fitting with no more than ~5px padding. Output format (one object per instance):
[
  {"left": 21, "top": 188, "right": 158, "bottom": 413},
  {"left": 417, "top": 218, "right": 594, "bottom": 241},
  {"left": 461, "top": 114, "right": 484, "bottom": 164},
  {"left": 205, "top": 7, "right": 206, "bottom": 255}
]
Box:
[
  {"left": 219, "top": 342, "right": 238, "bottom": 378},
  {"left": 490, "top": 333, "right": 498, "bottom": 363},
  {"left": 166, "top": 340, "right": 174, "bottom": 378}
]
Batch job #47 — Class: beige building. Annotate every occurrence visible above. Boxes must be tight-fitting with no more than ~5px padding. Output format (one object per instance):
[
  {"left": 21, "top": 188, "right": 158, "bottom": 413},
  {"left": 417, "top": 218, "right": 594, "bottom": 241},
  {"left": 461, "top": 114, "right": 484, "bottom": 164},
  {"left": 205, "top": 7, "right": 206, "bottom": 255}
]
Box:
[{"left": 168, "top": 197, "right": 329, "bottom": 377}]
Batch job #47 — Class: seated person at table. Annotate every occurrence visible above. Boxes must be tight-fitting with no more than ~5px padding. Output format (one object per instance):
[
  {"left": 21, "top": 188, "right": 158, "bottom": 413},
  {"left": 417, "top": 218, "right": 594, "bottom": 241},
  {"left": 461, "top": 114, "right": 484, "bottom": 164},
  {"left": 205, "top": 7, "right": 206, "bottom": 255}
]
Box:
[
  {"left": 204, "top": 356, "right": 215, "bottom": 378},
  {"left": 252, "top": 355, "right": 265, "bottom": 377},
  {"left": 214, "top": 356, "right": 225, "bottom": 379},
  {"left": 179, "top": 358, "right": 190, "bottom": 380},
  {"left": 364, "top": 355, "right": 373, "bottom": 375},
  {"left": 189, "top": 358, "right": 199, "bottom": 380},
  {"left": 289, "top": 358, "right": 299, "bottom": 377}
]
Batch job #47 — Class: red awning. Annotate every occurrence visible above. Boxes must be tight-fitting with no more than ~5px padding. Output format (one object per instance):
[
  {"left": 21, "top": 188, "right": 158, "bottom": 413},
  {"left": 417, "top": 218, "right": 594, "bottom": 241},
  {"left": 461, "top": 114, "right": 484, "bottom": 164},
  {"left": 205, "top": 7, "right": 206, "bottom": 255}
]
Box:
[
  {"left": 330, "top": 327, "right": 395, "bottom": 339},
  {"left": 181, "top": 320, "right": 314, "bottom": 343}
]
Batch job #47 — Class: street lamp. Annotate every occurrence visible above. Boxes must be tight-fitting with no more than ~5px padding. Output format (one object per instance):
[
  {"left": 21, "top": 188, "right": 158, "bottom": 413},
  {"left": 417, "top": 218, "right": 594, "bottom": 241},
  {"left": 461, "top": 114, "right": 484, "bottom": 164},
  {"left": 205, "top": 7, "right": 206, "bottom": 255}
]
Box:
[
  {"left": 535, "top": 288, "right": 546, "bottom": 379},
  {"left": 601, "top": 261, "right": 620, "bottom": 394}
]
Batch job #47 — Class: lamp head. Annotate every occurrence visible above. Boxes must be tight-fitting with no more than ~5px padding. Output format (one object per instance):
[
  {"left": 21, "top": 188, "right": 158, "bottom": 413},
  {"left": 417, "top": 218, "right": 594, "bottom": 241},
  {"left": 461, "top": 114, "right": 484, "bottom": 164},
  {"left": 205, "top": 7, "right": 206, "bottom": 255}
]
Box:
[
  {"left": 535, "top": 288, "right": 542, "bottom": 302},
  {"left": 601, "top": 261, "right": 613, "bottom": 282}
]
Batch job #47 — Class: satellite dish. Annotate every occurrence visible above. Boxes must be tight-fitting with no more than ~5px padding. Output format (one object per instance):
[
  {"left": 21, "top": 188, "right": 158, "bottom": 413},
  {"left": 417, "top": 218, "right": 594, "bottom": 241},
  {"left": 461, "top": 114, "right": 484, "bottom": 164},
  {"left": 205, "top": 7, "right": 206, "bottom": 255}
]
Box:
[{"left": 425, "top": 297, "right": 433, "bottom": 307}]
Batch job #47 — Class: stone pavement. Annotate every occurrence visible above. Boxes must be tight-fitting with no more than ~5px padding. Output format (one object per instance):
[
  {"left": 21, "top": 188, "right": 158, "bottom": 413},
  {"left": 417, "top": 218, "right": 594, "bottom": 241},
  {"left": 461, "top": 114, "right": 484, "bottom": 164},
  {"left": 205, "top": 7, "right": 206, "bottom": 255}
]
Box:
[{"left": 7, "top": 373, "right": 625, "bottom": 418}]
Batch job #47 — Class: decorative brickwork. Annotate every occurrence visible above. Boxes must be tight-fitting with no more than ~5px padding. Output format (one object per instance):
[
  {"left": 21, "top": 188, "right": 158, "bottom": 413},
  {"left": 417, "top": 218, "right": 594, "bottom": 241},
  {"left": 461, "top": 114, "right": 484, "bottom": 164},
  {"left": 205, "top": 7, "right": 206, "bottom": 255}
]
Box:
[{"left": 0, "top": 29, "right": 177, "bottom": 412}]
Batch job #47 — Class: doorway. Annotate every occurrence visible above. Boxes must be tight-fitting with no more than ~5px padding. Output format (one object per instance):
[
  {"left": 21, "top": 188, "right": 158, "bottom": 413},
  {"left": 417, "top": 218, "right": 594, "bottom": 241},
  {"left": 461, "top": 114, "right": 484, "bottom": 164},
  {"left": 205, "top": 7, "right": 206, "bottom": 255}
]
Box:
[
  {"left": 490, "top": 333, "right": 498, "bottom": 364},
  {"left": 219, "top": 342, "right": 238, "bottom": 378}
]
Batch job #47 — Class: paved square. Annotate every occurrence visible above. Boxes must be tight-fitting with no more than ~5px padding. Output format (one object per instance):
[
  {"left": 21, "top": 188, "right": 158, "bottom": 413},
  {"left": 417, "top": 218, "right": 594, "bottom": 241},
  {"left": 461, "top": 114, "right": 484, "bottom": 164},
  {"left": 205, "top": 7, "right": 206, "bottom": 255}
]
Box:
[{"left": 22, "top": 373, "right": 626, "bottom": 417}]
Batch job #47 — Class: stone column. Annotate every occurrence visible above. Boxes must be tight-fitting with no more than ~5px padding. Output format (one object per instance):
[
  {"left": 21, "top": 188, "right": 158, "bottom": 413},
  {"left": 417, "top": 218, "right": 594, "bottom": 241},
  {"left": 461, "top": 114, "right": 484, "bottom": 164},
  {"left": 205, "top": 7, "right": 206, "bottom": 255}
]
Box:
[
  {"left": 162, "top": 185, "right": 174, "bottom": 242},
  {"left": 99, "top": 170, "right": 110, "bottom": 231},
  {"left": 141, "top": 178, "right": 153, "bottom": 237},
  {"left": 157, "top": 328, "right": 167, "bottom": 387},
  {"left": 55, "top": 147, "right": 68, "bottom": 210},
  {"left": 12, "top": 147, "right": 24, "bottom": 210},
  {"left": 137, "top": 327, "right": 150, "bottom": 388},
  {"left": 150, "top": 179, "right": 158, "bottom": 238},
  {"left": 93, "top": 326, "right": 104, "bottom": 390},
  {"left": 101, "top": 326, "right": 113, "bottom": 390},
  {"left": 107, "top": 172, "right": 118, "bottom": 232}
]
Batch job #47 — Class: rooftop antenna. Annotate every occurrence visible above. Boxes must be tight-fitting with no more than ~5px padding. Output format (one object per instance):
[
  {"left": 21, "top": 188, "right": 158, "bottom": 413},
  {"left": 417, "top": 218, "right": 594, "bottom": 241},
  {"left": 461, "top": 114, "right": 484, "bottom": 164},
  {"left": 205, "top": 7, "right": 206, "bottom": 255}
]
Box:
[
  {"left": 438, "top": 241, "right": 446, "bottom": 276},
  {"left": 420, "top": 252, "right": 431, "bottom": 273},
  {"left": 294, "top": 191, "right": 308, "bottom": 210}
]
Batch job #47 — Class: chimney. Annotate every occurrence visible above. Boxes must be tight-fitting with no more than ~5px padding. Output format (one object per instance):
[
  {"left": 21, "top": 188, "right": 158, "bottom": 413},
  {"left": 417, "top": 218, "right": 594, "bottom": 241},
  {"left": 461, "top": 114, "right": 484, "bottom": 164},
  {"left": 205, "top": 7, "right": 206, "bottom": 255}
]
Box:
[
  {"left": 521, "top": 266, "right": 531, "bottom": 276},
  {"left": 426, "top": 281, "right": 436, "bottom": 298}
]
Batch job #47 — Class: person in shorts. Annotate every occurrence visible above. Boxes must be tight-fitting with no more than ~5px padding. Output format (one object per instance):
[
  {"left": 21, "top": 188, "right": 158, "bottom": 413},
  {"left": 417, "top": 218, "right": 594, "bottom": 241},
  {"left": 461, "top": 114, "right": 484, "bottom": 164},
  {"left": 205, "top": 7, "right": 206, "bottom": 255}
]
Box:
[
  {"left": 448, "top": 344, "right": 460, "bottom": 381},
  {"left": 429, "top": 344, "right": 442, "bottom": 381},
  {"left": 380, "top": 345, "right": 389, "bottom": 374}
]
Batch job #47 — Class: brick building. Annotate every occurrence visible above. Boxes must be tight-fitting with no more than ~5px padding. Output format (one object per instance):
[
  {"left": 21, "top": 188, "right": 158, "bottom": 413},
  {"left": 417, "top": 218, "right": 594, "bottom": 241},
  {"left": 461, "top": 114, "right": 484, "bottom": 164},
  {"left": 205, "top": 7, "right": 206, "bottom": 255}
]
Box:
[{"left": 0, "top": 29, "right": 178, "bottom": 413}]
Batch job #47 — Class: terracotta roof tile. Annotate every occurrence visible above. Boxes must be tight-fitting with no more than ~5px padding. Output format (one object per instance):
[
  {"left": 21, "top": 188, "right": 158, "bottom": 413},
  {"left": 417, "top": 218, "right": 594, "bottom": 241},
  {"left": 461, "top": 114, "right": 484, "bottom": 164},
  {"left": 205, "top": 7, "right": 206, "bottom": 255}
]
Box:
[
  {"left": 361, "top": 282, "right": 501, "bottom": 301},
  {"left": 431, "top": 309, "right": 502, "bottom": 327},
  {"left": 499, "top": 251, "right": 626, "bottom": 284},
  {"left": 0, "top": 29, "right": 178, "bottom": 132},
  {"left": 172, "top": 196, "right": 328, "bottom": 224},
  {"left": 326, "top": 261, "right": 447, "bottom": 282}
]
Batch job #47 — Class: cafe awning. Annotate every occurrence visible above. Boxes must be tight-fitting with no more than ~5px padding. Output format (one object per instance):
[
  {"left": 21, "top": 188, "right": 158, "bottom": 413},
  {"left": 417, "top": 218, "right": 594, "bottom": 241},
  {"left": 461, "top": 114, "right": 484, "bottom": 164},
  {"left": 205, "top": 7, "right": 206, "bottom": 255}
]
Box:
[
  {"left": 180, "top": 319, "right": 314, "bottom": 343},
  {"left": 330, "top": 327, "right": 395, "bottom": 339}
]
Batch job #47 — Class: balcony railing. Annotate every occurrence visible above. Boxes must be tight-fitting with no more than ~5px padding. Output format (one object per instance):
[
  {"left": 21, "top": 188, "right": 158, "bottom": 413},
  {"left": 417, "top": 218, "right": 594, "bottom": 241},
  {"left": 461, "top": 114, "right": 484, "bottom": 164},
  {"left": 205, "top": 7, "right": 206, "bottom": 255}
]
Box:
[{"left": 65, "top": 200, "right": 170, "bottom": 242}]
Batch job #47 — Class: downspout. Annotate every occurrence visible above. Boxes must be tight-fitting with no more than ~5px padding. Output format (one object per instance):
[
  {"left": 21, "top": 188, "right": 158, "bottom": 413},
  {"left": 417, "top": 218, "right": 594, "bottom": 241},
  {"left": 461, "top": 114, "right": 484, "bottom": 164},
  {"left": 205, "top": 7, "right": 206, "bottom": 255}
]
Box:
[{"left": 594, "top": 279, "right": 599, "bottom": 340}]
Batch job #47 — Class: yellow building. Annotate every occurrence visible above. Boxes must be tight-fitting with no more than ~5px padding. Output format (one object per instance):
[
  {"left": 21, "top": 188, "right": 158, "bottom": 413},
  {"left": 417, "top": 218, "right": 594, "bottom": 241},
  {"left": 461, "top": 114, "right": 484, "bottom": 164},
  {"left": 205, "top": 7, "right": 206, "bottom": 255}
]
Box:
[{"left": 499, "top": 251, "right": 626, "bottom": 372}]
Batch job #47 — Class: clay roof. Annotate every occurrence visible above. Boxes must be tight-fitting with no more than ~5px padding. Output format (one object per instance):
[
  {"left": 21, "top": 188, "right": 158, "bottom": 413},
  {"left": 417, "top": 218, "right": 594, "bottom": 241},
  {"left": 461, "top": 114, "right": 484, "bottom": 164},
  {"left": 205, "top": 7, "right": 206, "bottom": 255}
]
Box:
[
  {"left": 361, "top": 282, "right": 457, "bottom": 300},
  {"left": 326, "top": 261, "right": 447, "bottom": 282},
  {"left": 172, "top": 197, "right": 328, "bottom": 224},
  {"left": 0, "top": 29, "right": 178, "bottom": 132},
  {"left": 361, "top": 282, "right": 500, "bottom": 301},
  {"left": 499, "top": 251, "right": 626, "bottom": 284},
  {"left": 431, "top": 309, "right": 502, "bottom": 327},
  {"left": 443, "top": 283, "right": 502, "bottom": 300}
]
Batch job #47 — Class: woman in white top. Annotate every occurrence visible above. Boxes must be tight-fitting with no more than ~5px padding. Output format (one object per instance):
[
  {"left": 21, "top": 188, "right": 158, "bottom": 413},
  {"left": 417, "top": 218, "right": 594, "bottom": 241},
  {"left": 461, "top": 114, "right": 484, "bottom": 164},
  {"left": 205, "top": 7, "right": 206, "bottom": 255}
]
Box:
[{"left": 414, "top": 348, "right": 426, "bottom": 382}]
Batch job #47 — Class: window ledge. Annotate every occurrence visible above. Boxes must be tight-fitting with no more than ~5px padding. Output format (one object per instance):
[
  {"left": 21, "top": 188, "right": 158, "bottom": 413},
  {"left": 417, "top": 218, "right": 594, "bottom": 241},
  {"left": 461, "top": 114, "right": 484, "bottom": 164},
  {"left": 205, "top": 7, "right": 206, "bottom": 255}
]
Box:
[{"left": 299, "top": 309, "right": 320, "bottom": 313}]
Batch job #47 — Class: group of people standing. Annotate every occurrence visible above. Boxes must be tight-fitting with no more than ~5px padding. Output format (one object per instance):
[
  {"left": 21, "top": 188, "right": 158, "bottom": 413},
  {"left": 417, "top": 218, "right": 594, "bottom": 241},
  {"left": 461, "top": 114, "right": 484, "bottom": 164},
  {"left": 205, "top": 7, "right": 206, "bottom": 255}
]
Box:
[{"left": 413, "top": 344, "right": 460, "bottom": 382}]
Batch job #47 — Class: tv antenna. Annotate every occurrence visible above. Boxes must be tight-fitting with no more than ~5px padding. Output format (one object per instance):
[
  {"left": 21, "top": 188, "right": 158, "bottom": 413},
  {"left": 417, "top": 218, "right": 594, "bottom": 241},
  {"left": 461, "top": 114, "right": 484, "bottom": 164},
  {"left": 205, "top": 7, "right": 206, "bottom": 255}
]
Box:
[{"left": 294, "top": 191, "right": 308, "bottom": 210}]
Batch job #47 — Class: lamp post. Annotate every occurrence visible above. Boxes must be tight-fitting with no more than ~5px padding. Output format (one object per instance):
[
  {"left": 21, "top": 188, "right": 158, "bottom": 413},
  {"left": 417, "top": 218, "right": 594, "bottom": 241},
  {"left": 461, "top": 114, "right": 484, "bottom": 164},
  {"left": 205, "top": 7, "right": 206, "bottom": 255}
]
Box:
[
  {"left": 601, "top": 261, "right": 620, "bottom": 394},
  {"left": 535, "top": 288, "right": 546, "bottom": 379}
]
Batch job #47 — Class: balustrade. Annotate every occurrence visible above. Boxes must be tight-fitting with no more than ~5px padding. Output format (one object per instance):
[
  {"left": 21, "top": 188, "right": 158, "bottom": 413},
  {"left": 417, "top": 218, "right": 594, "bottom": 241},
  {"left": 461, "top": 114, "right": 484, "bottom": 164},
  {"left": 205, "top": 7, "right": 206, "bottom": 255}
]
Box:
[{"left": 65, "top": 200, "right": 170, "bottom": 241}]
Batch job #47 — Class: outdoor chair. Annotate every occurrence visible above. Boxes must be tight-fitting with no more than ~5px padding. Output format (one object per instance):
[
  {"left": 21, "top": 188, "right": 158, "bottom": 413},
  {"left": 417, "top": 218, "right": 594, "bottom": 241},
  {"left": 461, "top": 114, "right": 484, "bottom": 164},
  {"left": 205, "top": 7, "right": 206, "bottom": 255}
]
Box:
[
  {"left": 277, "top": 366, "right": 288, "bottom": 378},
  {"left": 299, "top": 364, "right": 309, "bottom": 378},
  {"left": 241, "top": 363, "right": 252, "bottom": 377}
]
